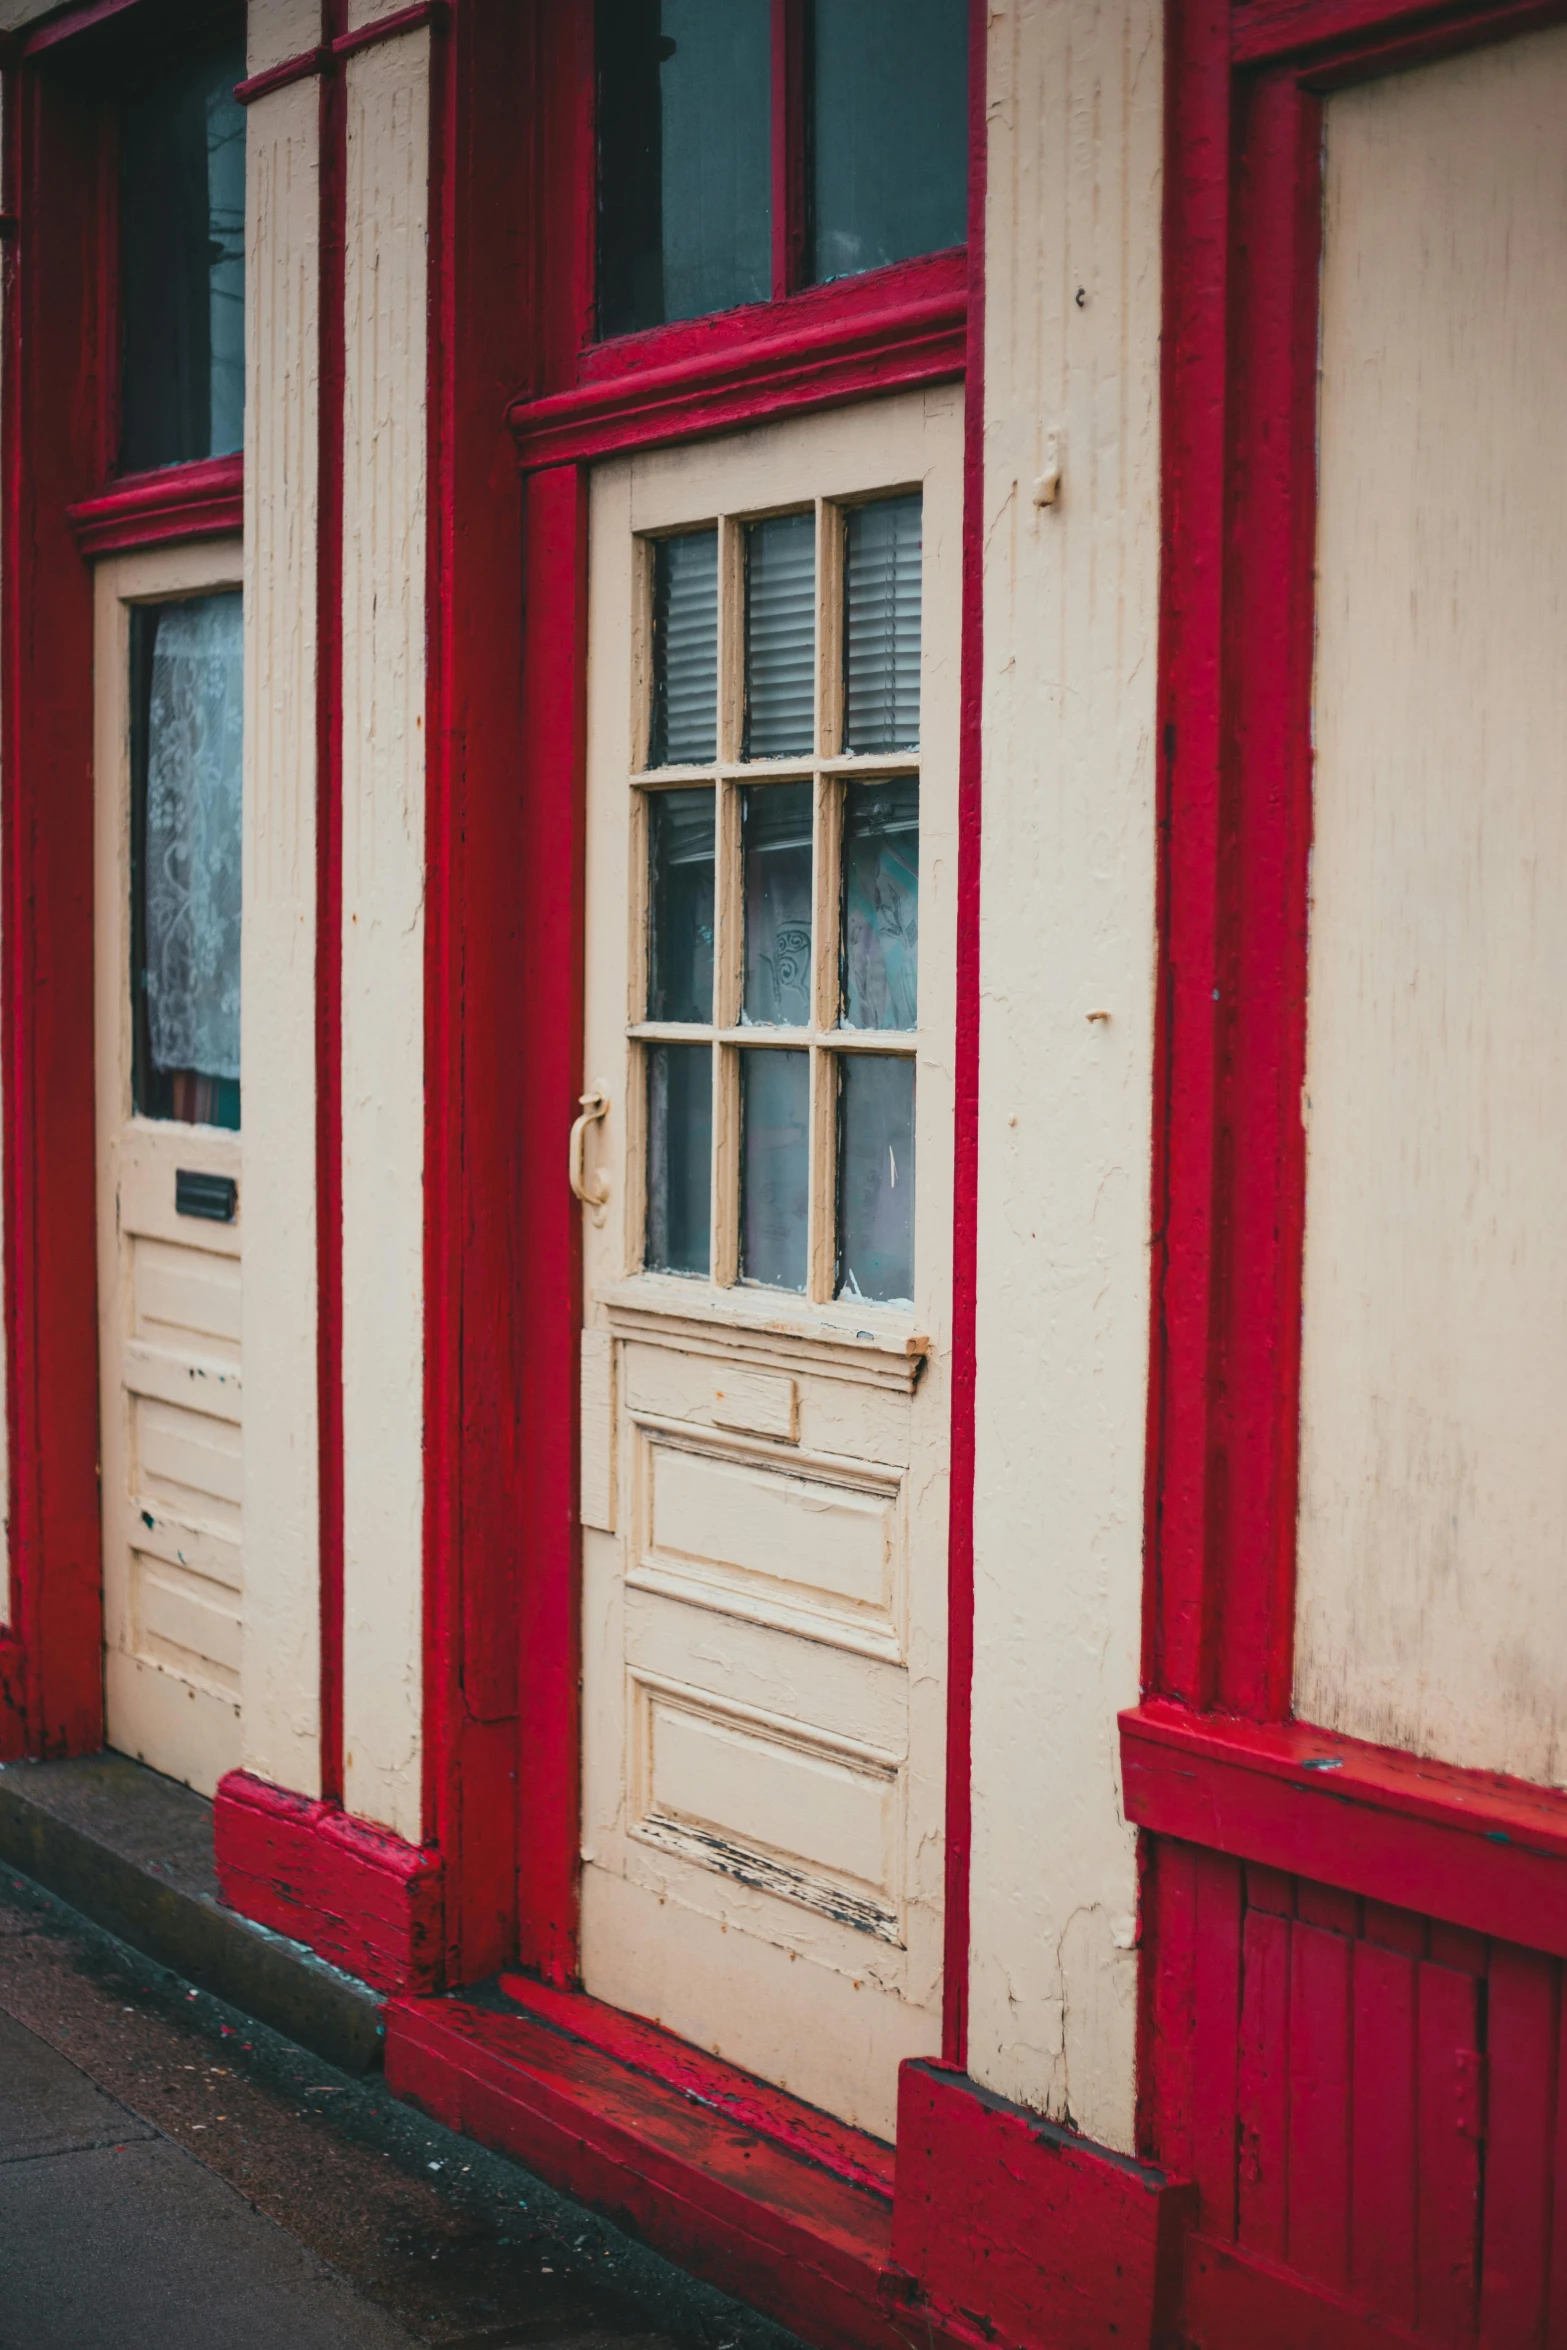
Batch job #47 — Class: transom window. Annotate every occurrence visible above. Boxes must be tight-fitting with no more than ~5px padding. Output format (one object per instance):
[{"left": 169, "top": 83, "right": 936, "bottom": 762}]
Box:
[
  {"left": 596, "top": 0, "right": 969, "bottom": 338},
  {"left": 633, "top": 491, "right": 922, "bottom": 1306}
]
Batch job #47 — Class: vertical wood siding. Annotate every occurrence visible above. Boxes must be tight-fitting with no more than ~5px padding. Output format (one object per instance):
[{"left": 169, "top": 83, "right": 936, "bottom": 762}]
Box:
[
  {"left": 338, "top": 24, "right": 430, "bottom": 1843},
  {"left": 966, "top": 0, "right": 1163, "bottom": 2148},
  {"left": 239, "top": 0, "right": 325, "bottom": 1799}
]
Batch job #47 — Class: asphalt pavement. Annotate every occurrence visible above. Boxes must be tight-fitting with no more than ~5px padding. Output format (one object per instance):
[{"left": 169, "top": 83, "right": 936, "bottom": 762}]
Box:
[{"left": 0, "top": 1868, "right": 787, "bottom": 2350}]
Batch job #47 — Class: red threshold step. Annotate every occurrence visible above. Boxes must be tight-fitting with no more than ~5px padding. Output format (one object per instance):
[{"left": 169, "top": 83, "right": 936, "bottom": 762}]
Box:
[{"left": 385, "top": 1979, "right": 921, "bottom": 2350}]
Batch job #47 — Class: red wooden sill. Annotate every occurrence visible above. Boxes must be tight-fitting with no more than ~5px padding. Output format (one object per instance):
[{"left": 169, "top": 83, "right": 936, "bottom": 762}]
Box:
[
  {"left": 495, "top": 1972, "right": 894, "bottom": 2198},
  {"left": 1121, "top": 1699, "right": 1567, "bottom": 1956},
  {"left": 68, "top": 456, "right": 243, "bottom": 558},
  {"left": 509, "top": 266, "right": 966, "bottom": 472},
  {"left": 386, "top": 1991, "right": 911, "bottom": 2350}
]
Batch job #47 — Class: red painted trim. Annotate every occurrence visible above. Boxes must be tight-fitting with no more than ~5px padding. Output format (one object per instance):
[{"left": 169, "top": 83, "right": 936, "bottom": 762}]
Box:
[
  {"left": 512, "top": 461, "right": 589, "bottom": 1986},
  {"left": 1, "top": 54, "right": 111, "bottom": 1761},
  {"left": 67, "top": 455, "right": 242, "bottom": 556},
  {"left": 234, "top": 48, "right": 329, "bottom": 105},
  {"left": 1181, "top": 2233, "right": 1423, "bottom": 2350},
  {"left": 510, "top": 280, "right": 966, "bottom": 472},
  {"left": 214, "top": 1769, "right": 443, "bottom": 1994},
  {"left": 387, "top": 1994, "right": 912, "bottom": 2350},
  {"left": 330, "top": 1, "right": 447, "bottom": 66},
  {"left": 893, "top": 2063, "right": 1195, "bottom": 2350},
  {"left": 1122, "top": 1701, "right": 1567, "bottom": 1960},
  {"left": 1232, "top": 0, "right": 1567, "bottom": 70},
  {"left": 496, "top": 1974, "right": 895, "bottom": 2197},
  {"left": 19, "top": 0, "right": 145, "bottom": 56},
  {"left": 940, "top": 0, "right": 987, "bottom": 2076},
  {"left": 315, "top": 0, "right": 349, "bottom": 1807}
]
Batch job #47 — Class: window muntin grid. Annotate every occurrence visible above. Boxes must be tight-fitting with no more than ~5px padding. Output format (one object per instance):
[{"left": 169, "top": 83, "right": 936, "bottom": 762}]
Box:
[{"left": 633, "top": 493, "right": 921, "bottom": 1307}]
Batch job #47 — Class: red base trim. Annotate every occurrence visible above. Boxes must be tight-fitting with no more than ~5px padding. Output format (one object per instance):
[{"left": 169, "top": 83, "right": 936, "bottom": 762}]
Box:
[
  {"left": 893, "top": 2063, "right": 1195, "bottom": 2350},
  {"left": 1181, "top": 2235, "right": 1422, "bottom": 2350},
  {"left": 67, "top": 457, "right": 243, "bottom": 557},
  {"left": 214, "top": 1770, "right": 443, "bottom": 1995},
  {"left": 1121, "top": 1701, "right": 1567, "bottom": 1957},
  {"left": 495, "top": 1974, "right": 893, "bottom": 2199},
  {"left": 508, "top": 291, "right": 964, "bottom": 472},
  {"left": 386, "top": 1993, "right": 913, "bottom": 2350}
]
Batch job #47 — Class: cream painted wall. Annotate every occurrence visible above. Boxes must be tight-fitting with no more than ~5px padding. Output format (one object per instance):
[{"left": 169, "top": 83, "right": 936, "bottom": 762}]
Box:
[
  {"left": 1296, "top": 27, "right": 1567, "bottom": 1789},
  {"left": 966, "top": 0, "right": 1163, "bottom": 2152},
  {"left": 239, "top": 0, "right": 324, "bottom": 1798},
  {"left": 338, "top": 26, "right": 430, "bottom": 1843}
]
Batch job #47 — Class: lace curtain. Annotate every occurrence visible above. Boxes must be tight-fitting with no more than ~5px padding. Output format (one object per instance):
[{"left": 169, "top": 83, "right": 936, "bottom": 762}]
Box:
[{"left": 142, "top": 592, "right": 243, "bottom": 1085}]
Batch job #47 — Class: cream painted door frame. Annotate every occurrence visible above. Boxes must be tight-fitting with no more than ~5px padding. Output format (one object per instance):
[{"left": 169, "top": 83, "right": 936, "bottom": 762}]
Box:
[{"left": 94, "top": 539, "right": 245, "bottom": 1796}]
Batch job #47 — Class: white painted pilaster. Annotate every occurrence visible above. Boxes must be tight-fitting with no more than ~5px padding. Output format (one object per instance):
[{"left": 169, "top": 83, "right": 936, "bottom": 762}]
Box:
[
  {"left": 239, "top": 0, "right": 324, "bottom": 1796},
  {"left": 967, "top": 0, "right": 1164, "bottom": 2151},
  {"left": 338, "top": 16, "right": 430, "bottom": 1843}
]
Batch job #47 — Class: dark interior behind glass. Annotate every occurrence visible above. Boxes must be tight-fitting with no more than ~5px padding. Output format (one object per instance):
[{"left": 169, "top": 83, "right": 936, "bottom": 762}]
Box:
[
  {"left": 120, "top": 41, "right": 246, "bottom": 474},
  {"left": 807, "top": 0, "right": 968, "bottom": 284}
]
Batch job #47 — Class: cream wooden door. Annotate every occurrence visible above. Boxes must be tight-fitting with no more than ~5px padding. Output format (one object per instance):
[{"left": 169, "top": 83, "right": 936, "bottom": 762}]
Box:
[
  {"left": 579, "top": 388, "right": 961, "bottom": 2142},
  {"left": 95, "top": 544, "right": 245, "bottom": 1797}
]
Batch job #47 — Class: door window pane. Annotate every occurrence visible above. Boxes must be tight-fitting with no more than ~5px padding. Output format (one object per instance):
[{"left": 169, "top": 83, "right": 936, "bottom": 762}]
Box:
[
  {"left": 844, "top": 496, "right": 922, "bottom": 754},
  {"left": 131, "top": 593, "right": 244, "bottom": 1130},
  {"left": 647, "top": 788, "right": 716, "bottom": 1022},
  {"left": 841, "top": 780, "right": 918, "bottom": 1030},
  {"left": 650, "top": 530, "right": 719, "bottom": 766},
  {"left": 744, "top": 514, "right": 816, "bottom": 759},
  {"left": 742, "top": 784, "right": 813, "bottom": 1026},
  {"left": 807, "top": 0, "right": 968, "bottom": 286},
  {"left": 647, "top": 1042, "right": 712, "bottom": 1274},
  {"left": 741, "top": 1051, "right": 809, "bottom": 1290},
  {"left": 837, "top": 1055, "right": 914, "bottom": 1303},
  {"left": 598, "top": 0, "right": 771, "bottom": 338},
  {"left": 121, "top": 44, "right": 247, "bottom": 474}
]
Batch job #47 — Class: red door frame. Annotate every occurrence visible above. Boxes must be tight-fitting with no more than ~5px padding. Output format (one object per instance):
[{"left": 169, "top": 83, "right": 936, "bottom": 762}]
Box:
[{"left": 1133, "top": 1, "right": 1567, "bottom": 2336}]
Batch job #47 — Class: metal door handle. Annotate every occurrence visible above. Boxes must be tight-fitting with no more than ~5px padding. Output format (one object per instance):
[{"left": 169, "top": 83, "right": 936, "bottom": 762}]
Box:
[{"left": 569, "top": 1089, "right": 610, "bottom": 1212}]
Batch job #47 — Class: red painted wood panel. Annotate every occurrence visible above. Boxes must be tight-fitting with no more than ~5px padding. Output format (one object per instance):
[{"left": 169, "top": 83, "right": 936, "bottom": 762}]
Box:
[
  {"left": 1348, "top": 1941, "right": 1417, "bottom": 2327},
  {"left": 1192, "top": 1850, "right": 1245, "bottom": 2240},
  {"left": 1480, "top": 1943, "right": 1558, "bottom": 2349},
  {"left": 1415, "top": 1958, "right": 1481, "bottom": 2346},
  {"left": 1183, "top": 2232, "right": 1425, "bottom": 2350},
  {"left": 1286, "top": 1924, "right": 1350, "bottom": 2291},
  {"left": 1237, "top": 1906, "right": 1290, "bottom": 2258},
  {"left": 1296, "top": 1880, "right": 1357, "bottom": 1935},
  {"left": 1550, "top": 1983, "right": 1567, "bottom": 2348}
]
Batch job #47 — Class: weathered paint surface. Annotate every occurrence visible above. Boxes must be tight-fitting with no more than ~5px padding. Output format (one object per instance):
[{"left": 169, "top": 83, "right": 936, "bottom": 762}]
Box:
[
  {"left": 1296, "top": 26, "right": 1567, "bottom": 1789},
  {"left": 338, "top": 25, "right": 430, "bottom": 1842},
  {"left": 239, "top": 0, "right": 325, "bottom": 1801},
  {"left": 966, "top": 0, "right": 1163, "bottom": 2149}
]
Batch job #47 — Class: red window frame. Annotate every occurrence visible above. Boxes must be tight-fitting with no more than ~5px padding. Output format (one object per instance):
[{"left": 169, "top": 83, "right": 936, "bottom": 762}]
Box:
[{"left": 1129, "top": 0, "right": 1567, "bottom": 1964}]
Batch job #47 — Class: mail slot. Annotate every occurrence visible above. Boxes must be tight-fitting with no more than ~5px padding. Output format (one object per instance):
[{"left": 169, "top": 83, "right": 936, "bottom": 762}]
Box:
[{"left": 175, "top": 1169, "right": 237, "bottom": 1224}]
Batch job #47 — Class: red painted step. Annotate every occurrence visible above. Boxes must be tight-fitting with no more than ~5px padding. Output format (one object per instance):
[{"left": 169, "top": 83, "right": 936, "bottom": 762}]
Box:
[{"left": 385, "top": 1988, "right": 919, "bottom": 2350}]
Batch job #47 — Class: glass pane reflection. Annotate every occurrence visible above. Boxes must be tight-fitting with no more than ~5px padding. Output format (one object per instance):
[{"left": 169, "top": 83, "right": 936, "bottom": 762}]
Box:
[
  {"left": 837, "top": 1055, "right": 914, "bottom": 1304},
  {"left": 743, "top": 784, "right": 813, "bottom": 1026},
  {"left": 744, "top": 514, "right": 816, "bottom": 759},
  {"left": 646, "top": 1042, "right": 712, "bottom": 1275},
  {"left": 844, "top": 496, "right": 922, "bottom": 754},
  {"left": 741, "top": 1050, "right": 809, "bottom": 1291},
  {"left": 841, "top": 779, "right": 918, "bottom": 1030},
  {"left": 651, "top": 529, "right": 719, "bottom": 766},
  {"left": 807, "top": 0, "right": 968, "bottom": 286},
  {"left": 647, "top": 788, "right": 715, "bottom": 1022}
]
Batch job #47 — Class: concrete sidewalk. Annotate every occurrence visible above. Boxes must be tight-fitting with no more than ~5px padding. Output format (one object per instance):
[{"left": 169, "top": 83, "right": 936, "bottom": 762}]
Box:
[{"left": 0, "top": 2008, "right": 416, "bottom": 2348}]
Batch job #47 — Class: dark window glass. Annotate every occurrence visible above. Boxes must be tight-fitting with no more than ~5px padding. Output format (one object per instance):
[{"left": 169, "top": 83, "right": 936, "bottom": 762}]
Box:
[
  {"left": 837, "top": 1054, "right": 914, "bottom": 1302},
  {"left": 121, "top": 44, "right": 247, "bottom": 474},
  {"left": 744, "top": 513, "right": 815, "bottom": 758},
  {"left": 650, "top": 530, "right": 719, "bottom": 765},
  {"left": 647, "top": 1043, "right": 712, "bottom": 1274},
  {"left": 742, "top": 783, "right": 813, "bottom": 1026},
  {"left": 741, "top": 1050, "right": 810, "bottom": 1291},
  {"left": 131, "top": 594, "right": 244, "bottom": 1131},
  {"left": 807, "top": 0, "right": 968, "bottom": 286},
  {"left": 647, "top": 788, "right": 716, "bottom": 1022},
  {"left": 844, "top": 495, "right": 922, "bottom": 753},
  {"left": 841, "top": 780, "right": 918, "bottom": 1030},
  {"left": 598, "top": 0, "right": 771, "bottom": 339}
]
